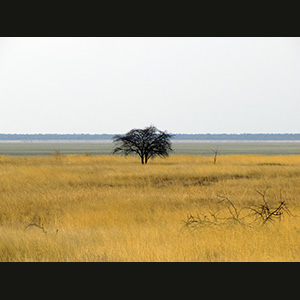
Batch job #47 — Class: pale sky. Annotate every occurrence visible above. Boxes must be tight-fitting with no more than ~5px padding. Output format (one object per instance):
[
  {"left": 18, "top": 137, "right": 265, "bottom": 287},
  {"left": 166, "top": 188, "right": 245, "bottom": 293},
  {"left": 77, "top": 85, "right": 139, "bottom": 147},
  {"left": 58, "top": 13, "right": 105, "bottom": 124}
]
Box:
[{"left": 0, "top": 37, "right": 299, "bottom": 134}]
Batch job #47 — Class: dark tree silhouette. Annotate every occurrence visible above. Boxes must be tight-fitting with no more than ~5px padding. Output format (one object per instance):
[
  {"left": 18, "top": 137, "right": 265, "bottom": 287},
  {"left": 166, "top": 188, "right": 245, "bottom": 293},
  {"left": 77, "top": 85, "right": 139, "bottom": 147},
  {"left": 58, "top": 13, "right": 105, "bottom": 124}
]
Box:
[{"left": 112, "top": 126, "right": 173, "bottom": 164}]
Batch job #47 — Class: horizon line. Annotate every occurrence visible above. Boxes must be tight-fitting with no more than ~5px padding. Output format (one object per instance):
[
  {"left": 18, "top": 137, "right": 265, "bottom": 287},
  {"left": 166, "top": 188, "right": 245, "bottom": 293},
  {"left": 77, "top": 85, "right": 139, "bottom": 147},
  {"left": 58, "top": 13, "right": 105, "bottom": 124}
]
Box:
[{"left": 1, "top": 133, "right": 300, "bottom": 135}]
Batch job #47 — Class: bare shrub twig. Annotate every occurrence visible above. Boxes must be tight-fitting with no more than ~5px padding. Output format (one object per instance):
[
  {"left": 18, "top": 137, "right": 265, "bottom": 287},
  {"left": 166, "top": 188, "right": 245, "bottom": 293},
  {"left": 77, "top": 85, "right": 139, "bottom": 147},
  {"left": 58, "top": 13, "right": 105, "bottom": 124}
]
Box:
[
  {"left": 248, "top": 189, "right": 292, "bottom": 224},
  {"left": 183, "top": 189, "right": 293, "bottom": 230}
]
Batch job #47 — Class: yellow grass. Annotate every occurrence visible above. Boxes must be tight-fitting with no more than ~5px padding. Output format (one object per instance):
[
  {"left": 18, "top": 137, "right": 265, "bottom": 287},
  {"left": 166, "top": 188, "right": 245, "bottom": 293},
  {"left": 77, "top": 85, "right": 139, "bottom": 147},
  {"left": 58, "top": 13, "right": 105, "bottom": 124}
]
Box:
[{"left": 1, "top": 154, "right": 300, "bottom": 262}]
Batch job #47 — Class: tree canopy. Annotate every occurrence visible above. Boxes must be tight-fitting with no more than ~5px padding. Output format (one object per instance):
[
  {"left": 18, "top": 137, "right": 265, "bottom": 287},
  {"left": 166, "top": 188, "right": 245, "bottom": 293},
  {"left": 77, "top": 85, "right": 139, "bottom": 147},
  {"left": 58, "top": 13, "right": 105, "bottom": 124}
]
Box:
[{"left": 112, "top": 126, "right": 173, "bottom": 164}]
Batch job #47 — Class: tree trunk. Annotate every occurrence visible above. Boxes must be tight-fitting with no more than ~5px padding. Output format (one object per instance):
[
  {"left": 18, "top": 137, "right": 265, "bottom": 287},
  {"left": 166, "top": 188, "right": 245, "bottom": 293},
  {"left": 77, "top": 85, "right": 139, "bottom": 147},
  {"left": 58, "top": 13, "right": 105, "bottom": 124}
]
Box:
[
  {"left": 141, "top": 156, "right": 144, "bottom": 164},
  {"left": 214, "top": 152, "right": 217, "bottom": 165}
]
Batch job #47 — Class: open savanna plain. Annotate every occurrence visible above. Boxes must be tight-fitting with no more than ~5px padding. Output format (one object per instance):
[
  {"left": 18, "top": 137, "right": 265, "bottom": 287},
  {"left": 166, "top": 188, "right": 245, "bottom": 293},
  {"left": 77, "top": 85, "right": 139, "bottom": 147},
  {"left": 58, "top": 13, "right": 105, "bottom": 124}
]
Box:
[{"left": 1, "top": 154, "right": 300, "bottom": 262}]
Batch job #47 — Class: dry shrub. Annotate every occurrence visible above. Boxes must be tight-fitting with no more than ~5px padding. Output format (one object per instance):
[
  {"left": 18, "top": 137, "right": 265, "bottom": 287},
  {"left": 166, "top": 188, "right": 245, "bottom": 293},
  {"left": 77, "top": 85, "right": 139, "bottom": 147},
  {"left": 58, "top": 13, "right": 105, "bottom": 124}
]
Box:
[{"left": 184, "top": 189, "right": 293, "bottom": 229}]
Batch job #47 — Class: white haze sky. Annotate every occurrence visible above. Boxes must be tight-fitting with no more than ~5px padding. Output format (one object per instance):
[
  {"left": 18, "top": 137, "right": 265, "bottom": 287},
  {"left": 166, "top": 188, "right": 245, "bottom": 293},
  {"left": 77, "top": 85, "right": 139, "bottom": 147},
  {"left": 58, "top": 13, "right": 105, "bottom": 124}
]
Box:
[{"left": 0, "top": 37, "right": 299, "bottom": 134}]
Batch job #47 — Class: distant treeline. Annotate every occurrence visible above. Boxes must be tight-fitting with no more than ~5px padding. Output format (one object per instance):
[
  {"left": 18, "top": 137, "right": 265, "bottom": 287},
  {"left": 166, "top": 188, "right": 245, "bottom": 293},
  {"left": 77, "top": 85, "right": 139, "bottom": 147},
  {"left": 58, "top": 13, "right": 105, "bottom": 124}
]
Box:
[
  {"left": 0, "top": 133, "right": 300, "bottom": 141},
  {"left": 0, "top": 134, "right": 113, "bottom": 140},
  {"left": 173, "top": 134, "right": 300, "bottom": 140}
]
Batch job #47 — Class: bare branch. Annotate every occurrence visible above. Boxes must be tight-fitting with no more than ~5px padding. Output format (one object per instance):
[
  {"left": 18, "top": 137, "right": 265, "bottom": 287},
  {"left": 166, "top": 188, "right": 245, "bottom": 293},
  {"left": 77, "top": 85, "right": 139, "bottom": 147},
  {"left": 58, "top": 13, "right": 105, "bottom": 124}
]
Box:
[{"left": 184, "top": 189, "right": 293, "bottom": 230}]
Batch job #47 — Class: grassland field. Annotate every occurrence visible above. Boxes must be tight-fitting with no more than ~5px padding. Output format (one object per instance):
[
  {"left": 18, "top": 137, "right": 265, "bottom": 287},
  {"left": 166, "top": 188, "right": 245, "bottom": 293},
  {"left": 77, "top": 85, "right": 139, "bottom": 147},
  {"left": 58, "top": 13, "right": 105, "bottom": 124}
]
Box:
[{"left": 1, "top": 147, "right": 300, "bottom": 262}]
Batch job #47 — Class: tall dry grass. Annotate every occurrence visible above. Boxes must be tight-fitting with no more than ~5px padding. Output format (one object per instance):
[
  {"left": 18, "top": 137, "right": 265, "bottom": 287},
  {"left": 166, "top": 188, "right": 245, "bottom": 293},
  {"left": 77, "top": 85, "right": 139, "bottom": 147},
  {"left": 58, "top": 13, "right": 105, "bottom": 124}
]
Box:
[{"left": 0, "top": 154, "right": 300, "bottom": 261}]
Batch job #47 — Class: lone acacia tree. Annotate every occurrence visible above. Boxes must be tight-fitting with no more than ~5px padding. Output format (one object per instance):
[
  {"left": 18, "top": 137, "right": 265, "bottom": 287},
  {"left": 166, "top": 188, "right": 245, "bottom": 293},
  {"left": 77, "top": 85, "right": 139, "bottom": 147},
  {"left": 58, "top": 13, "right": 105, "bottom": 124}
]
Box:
[{"left": 112, "top": 126, "right": 173, "bottom": 164}]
